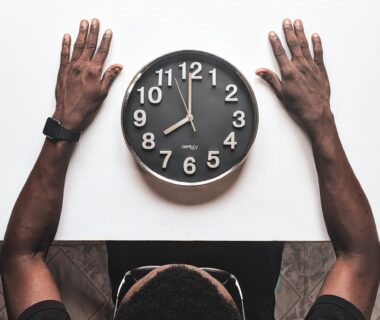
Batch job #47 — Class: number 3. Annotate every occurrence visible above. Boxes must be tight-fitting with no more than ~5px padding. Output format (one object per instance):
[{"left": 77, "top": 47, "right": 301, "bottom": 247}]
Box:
[{"left": 233, "top": 110, "right": 245, "bottom": 128}]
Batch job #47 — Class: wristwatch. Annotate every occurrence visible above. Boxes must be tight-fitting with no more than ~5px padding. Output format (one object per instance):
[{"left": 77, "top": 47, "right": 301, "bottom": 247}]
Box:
[{"left": 43, "top": 117, "right": 82, "bottom": 142}]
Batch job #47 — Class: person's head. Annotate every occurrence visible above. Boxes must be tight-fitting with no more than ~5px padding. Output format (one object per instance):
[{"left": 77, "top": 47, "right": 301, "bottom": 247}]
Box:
[{"left": 114, "top": 264, "right": 243, "bottom": 320}]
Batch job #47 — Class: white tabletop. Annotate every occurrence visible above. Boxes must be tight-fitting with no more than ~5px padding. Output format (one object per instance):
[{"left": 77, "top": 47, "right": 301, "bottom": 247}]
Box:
[{"left": 0, "top": 0, "right": 379, "bottom": 240}]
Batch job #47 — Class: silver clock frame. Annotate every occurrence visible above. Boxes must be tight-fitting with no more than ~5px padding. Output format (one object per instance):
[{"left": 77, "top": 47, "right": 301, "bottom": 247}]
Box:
[{"left": 121, "top": 50, "right": 259, "bottom": 187}]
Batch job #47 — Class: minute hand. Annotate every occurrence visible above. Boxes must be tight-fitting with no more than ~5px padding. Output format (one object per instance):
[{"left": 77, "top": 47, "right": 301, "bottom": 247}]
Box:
[
  {"left": 188, "top": 72, "right": 192, "bottom": 115},
  {"left": 174, "top": 78, "right": 196, "bottom": 132}
]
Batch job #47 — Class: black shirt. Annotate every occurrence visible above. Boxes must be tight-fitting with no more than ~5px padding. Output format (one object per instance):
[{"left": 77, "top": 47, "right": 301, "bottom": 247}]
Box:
[
  {"left": 18, "top": 300, "right": 70, "bottom": 320},
  {"left": 305, "top": 295, "right": 365, "bottom": 320},
  {"left": 18, "top": 295, "right": 365, "bottom": 320}
]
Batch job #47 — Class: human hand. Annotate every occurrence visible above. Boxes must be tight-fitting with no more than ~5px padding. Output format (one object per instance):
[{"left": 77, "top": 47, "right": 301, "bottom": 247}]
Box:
[
  {"left": 54, "top": 18, "right": 122, "bottom": 131},
  {"left": 256, "top": 19, "right": 333, "bottom": 138}
]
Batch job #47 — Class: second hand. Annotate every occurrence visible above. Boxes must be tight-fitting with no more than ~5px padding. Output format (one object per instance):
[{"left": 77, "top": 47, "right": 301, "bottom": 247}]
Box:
[{"left": 174, "top": 77, "right": 196, "bottom": 132}]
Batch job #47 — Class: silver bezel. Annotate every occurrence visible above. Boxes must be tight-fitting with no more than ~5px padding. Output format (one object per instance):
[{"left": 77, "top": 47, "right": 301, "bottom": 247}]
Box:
[{"left": 121, "top": 50, "right": 259, "bottom": 187}]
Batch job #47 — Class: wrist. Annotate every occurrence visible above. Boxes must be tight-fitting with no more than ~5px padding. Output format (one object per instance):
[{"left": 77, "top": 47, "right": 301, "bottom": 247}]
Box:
[
  {"left": 44, "top": 138, "right": 76, "bottom": 163},
  {"left": 45, "top": 113, "right": 82, "bottom": 142},
  {"left": 52, "top": 109, "right": 82, "bottom": 131},
  {"left": 308, "top": 110, "right": 337, "bottom": 145},
  {"left": 309, "top": 112, "right": 342, "bottom": 162}
]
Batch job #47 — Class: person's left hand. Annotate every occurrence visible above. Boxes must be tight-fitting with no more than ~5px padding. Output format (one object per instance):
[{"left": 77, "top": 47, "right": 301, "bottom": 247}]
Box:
[
  {"left": 256, "top": 19, "right": 331, "bottom": 139},
  {"left": 54, "top": 18, "right": 123, "bottom": 131}
]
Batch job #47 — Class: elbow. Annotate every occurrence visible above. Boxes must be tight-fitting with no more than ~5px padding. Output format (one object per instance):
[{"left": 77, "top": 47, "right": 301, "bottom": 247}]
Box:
[
  {"left": 0, "top": 245, "right": 44, "bottom": 278},
  {"left": 0, "top": 240, "right": 41, "bottom": 276},
  {"left": 338, "top": 243, "right": 380, "bottom": 281},
  {"left": 364, "top": 244, "right": 380, "bottom": 284},
  {"left": 373, "top": 244, "right": 380, "bottom": 274}
]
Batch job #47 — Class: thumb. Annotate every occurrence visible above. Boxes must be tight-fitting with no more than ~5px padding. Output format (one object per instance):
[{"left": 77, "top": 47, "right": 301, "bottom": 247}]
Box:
[
  {"left": 101, "top": 64, "right": 123, "bottom": 96},
  {"left": 255, "top": 68, "right": 282, "bottom": 99}
]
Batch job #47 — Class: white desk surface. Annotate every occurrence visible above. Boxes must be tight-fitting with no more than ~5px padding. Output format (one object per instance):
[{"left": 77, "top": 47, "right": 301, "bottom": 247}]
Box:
[{"left": 0, "top": 0, "right": 379, "bottom": 240}]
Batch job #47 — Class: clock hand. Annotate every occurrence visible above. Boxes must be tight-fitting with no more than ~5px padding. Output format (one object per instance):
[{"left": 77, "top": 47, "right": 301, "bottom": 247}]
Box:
[
  {"left": 175, "top": 78, "right": 189, "bottom": 113},
  {"left": 187, "top": 73, "right": 196, "bottom": 132},
  {"left": 188, "top": 72, "right": 192, "bottom": 115},
  {"left": 174, "top": 78, "right": 196, "bottom": 132},
  {"left": 163, "top": 116, "right": 190, "bottom": 135}
]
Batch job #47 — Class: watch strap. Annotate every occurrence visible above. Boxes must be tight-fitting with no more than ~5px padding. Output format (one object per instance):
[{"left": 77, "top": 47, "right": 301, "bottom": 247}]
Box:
[
  {"left": 43, "top": 117, "right": 81, "bottom": 142},
  {"left": 57, "top": 125, "right": 81, "bottom": 142}
]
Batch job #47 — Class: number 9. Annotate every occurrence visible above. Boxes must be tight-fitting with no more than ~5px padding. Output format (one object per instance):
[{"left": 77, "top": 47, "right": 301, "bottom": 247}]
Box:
[{"left": 134, "top": 109, "right": 146, "bottom": 127}]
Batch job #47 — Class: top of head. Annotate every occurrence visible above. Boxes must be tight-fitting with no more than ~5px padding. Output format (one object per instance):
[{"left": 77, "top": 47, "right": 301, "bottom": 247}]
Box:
[{"left": 115, "top": 264, "right": 242, "bottom": 320}]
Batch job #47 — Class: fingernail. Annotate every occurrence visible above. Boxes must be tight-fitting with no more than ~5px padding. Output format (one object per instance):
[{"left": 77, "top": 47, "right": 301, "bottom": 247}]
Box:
[
  {"left": 284, "top": 18, "right": 291, "bottom": 25},
  {"left": 312, "top": 33, "right": 320, "bottom": 38},
  {"left": 269, "top": 31, "right": 277, "bottom": 38},
  {"left": 105, "top": 29, "right": 112, "bottom": 36},
  {"left": 294, "top": 19, "right": 303, "bottom": 28},
  {"left": 80, "top": 20, "right": 88, "bottom": 30},
  {"left": 63, "top": 34, "right": 70, "bottom": 43},
  {"left": 91, "top": 18, "right": 99, "bottom": 26}
]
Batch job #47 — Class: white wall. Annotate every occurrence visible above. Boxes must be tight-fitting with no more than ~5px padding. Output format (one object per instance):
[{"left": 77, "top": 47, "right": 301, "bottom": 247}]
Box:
[{"left": 0, "top": 0, "right": 379, "bottom": 240}]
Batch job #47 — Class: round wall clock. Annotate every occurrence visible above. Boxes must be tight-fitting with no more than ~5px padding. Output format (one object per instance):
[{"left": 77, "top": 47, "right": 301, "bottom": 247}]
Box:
[{"left": 122, "top": 50, "right": 258, "bottom": 186}]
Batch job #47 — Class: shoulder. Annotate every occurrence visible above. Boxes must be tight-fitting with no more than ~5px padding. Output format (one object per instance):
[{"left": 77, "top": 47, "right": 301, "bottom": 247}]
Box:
[
  {"left": 305, "top": 295, "right": 366, "bottom": 320},
  {"left": 17, "top": 300, "right": 70, "bottom": 320}
]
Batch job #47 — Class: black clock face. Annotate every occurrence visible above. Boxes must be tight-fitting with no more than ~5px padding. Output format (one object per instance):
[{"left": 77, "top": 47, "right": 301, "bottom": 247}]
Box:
[{"left": 122, "top": 50, "right": 258, "bottom": 186}]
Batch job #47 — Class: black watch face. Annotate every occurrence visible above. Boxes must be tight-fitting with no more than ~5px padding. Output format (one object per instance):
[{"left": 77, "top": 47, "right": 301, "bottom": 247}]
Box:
[
  {"left": 122, "top": 50, "right": 258, "bottom": 186},
  {"left": 43, "top": 117, "right": 60, "bottom": 140}
]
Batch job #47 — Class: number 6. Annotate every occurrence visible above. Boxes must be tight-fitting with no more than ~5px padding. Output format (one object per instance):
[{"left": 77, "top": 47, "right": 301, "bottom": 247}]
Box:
[{"left": 183, "top": 157, "right": 196, "bottom": 175}]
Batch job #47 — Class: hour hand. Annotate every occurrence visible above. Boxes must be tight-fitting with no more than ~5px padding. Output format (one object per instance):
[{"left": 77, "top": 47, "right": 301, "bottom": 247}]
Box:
[{"left": 164, "top": 117, "right": 190, "bottom": 135}]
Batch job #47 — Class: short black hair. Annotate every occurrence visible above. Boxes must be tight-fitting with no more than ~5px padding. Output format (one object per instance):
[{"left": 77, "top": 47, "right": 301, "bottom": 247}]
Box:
[{"left": 115, "top": 265, "right": 242, "bottom": 320}]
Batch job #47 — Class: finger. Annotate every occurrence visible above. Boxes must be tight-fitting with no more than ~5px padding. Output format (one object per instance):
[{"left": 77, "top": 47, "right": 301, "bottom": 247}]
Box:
[
  {"left": 269, "top": 31, "right": 290, "bottom": 69},
  {"left": 294, "top": 19, "right": 313, "bottom": 61},
  {"left": 82, "top": 18, "right": 100, "bottom": 60},
  {"left": 312, "top": 33, "right": 326, "bottom": 72},
  {"left": 93, "top": 29, "right": 112, "bottom": 66},
  {"left": 256, "top": 68, "right": 282, "bottom": 99},
  {"left": 282, "top": 18, "right": 303, "bottom": 59},
  {"left": 59, "top": 34, "right": 71, "bottom": 69},
  {"left": 71, "top": 20, "right": 89, "bottom": 62},
  {"left": 101, "top": 64, "right": 123, "bottom": 96},
  {"left": 57, "top": 34, "right": 71, "bottom": 89}
]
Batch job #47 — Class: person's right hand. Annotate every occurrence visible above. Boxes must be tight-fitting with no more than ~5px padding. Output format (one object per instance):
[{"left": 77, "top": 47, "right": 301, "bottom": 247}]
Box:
[
  {"left": 256, "top": 19, "right": 333, "bottom": 139},
  {"left": 53, "top": 18, "right": 123, "bottom": 131}
]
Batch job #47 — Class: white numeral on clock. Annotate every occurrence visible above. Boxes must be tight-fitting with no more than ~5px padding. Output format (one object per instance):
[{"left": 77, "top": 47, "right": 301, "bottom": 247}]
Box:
[
  {"left": 156, "top": 69, "right": 172, "bottom": 87},
  {"left": 232, "top": 110, "right": 245, "bottom": 128},
  {"left": 137, "top": 87, "right": 145, "bottom": 104},
  {"left": 209, "top": 68, "right": 216, "bottom": 87},
  {"left": 183, "top": 157, "right": 196, "bottom": 175},
  {"left": 190, "top": 62, "right": 202, "bottom": 80},
  {"left": 148, "top": 87, "right": 162, "bottom": 104},
  {"left": 133, "top": 109, "right": 146, "bottom": 127},
  {"left": 160, "top": 150, "right": 172, "bottom": 169},
  {"left": 225, "top": 84, "right": 238, "bottom": 102},
  {"left": 142, "top": 132, "right": 155, "bottom": 150},
  {"left": 179, "top": 62, "right": 203, "bottom": 80},
  {"left": 179, "top": 62, "right": 187, "bottom": 80},
  {"left": 137, "top": 87, "right": 162, "bottom": 105},
  {"left": 223, "top": 132, "right": 237, "bottom": 149},
  {"left": 207, "top": 151, "right": 220, "bottom": 169}
]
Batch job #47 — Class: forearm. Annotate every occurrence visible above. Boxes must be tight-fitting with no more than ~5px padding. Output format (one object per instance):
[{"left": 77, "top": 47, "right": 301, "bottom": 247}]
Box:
[
  {"left": 257, "top": 19, "right": 379, "bottom": 317},
  {"left": 1, "top": 139, "right": 75, "bottom": 261},
  {"left": 311, "top": 114, "right": 379, "bottom": 256}
]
